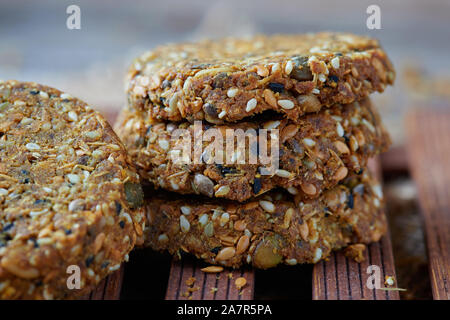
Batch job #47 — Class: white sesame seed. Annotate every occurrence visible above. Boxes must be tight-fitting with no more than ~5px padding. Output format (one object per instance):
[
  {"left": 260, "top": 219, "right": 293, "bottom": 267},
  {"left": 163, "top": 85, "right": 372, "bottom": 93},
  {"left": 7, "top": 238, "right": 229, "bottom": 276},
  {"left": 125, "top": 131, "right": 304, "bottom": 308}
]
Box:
[
  {"left": 67, "top": 174, "right": 80, "bottom": 184},
  {"left": 25, "top": 142, "right": 40, "bottom": 151},
  {"left": 198, "top": 214, "right": 209, "bottom": 226},
  {"left": 67, "top": 111, "right": 78, "bottom": 122},
  {"left": 271, "top": 63, "right": 280, "bottom": 73},
  {"left": 219, "top": 212, "right": 230, "bottom": 226},
  {"left": 168, "top": 93, "right": 179, "bottom": 112},
  {"left": 39, "top": 91, "right": 49, "bottom": 99},
  {"left": 331, "top": 57, "right": 340, "bottom": 69},
  {"left": 277, "top": 99, "right": 295, "bottom": 110},
  {"left": 275, "top": 169, "right": 292, "bottom": 178},
  {"left": 215, "top": 185, "right": 230, "bottom": 197},
  {"left": 362, "top": 118, "right": 376, "bottom": 133},
  {"left": 286, "top": 258, "right": 298, "bottom": 265},
  {"left": 109, "top": 264, "right": 121, "bottom": 272},
  {"left": 84, "top": 131, "right": 101, "bottom": 140},
  {"left": 263, "top": 120, "right": 280, "bottom": 130},
  {"left": 30, "top": 209, "right": 48, "bottom": 217},
  {"left": 284, "top": 60, "right": 294, "bottom": 74},
  {"left": 372, "top": 184, "right": 383, "bottom": 199},
  {"left": 180, "top": 206, "right": 191, "bottom": 215},
  {"left": 313, "top": 248, "right": 323, "bottom": 263},
  {"left": 158, "top": 139, "right": 169, "bottom": 151},
  {"left": 218, "top": 110, "right": 227, "bottom": 119},
  {"left": 259, "top": 200, "right": 275, "bottom": 213},
  {"left": 180, "top": 215, "right": 190, "bottom": 233},
  {"left": 336, "top": 122, "right": 344, "bottom": 137},
  {"left": 91, "top": 150, "right": 103, "bottom": 160},
  {"left": 60, "top": 93, "right": 72, "bottom": 100},
  {"left": 158, "top": 234, "right": 168, "bottom": 242},
  {"left": 318, "top": 74, "right": 327, "bottom": 82},
  {"left": 312, "top": 88, "right": 320, "bottom": 94},
  {"left": 14, "top": 100, "right": 25, "bottom": 106},
  {"left": 303, "top": 138, "right": 316, "bottom": 147},
  {"left": 20, "top": 117, "right": 33, "bottom": 125},
  {"left": 68, "top": 199, "right": 84, "bottom": 212},
  {"left": 227, "top": 88, "right": 239, "bottom": 98},
  {"left": 246, "top": 98, "right": 257, "bottom": 112},
  {"left": 0, "top": 188, "right": 8, "bottom": 196},
  {"left": 287, "top": 187, "right": 298, "bottom": 195},
  {"left": 43, "top": 187, "right": 52, "bottom": 193}
]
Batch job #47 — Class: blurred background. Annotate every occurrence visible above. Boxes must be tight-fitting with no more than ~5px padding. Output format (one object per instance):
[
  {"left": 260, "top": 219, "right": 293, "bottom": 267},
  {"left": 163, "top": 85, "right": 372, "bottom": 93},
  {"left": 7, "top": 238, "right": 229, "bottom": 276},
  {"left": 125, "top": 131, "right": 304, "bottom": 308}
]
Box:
[
  {"left": 1, "top": 0, "right": 449, "bottom": 299},
  {"left": 1, "top": 0, "right": 450, "bottom": 145}
]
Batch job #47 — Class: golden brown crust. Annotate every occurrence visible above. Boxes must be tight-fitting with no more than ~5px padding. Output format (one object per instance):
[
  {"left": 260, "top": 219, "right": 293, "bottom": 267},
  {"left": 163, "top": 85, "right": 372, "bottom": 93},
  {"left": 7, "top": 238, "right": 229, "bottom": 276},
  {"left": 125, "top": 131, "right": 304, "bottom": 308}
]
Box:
[
  {"left": 0, "top": 81, "right": 146, "bottom": 299},
  {"left": 126, "top": 33, "right": 395, "bottom": 124},
  {"left": 143, "top": 171, "right": 387, "bottom": 268},
  {"left": 115, "top": 98, "right": 390, "bottom": 202}
]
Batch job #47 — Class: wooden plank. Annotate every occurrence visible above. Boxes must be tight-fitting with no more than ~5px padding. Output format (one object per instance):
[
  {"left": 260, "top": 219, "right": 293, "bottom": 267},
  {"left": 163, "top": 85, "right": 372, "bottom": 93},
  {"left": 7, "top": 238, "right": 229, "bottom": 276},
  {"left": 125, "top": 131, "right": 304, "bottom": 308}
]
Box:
[
  {"left": 380, "top": 146, "right": 409, "bottom": 174},
  {"left": 165, "top": 258, "right": 254, "bottom": 300},
  {"left": 405, "top": 110, "right": 450, "bottom": 300},
  {"left": 312, "top": 158, "right": 400, "bottom": 300},
  {"left": 78, "top": 266, "right": 125, "bottom": 300}
]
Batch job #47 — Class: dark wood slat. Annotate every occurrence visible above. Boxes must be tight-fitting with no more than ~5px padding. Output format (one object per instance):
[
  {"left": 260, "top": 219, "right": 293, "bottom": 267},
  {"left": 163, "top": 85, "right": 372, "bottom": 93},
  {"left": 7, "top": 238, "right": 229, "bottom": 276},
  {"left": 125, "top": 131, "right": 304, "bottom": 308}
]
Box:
[
  {"left": 165, "top": 258, "right": 254, "bottom": 300},
  {"left": 406, "top": 110, "right": 450, "bottom": 300},
  {"left": 78, "top": 266, "right": 124, "bottom": 300},
  {"left": 380, "top": 146, "right": 409, "bottom": 174},
  {"left": 312, "top": 158, "right": 400, "bottom": 300}
]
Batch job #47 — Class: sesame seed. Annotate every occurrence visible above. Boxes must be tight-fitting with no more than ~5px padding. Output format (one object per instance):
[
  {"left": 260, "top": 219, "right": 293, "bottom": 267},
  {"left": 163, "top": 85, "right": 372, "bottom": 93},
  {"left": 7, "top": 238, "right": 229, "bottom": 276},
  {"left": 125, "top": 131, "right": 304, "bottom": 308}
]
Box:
[
  {"left": 158, "top": 234, "right": 169, "bottom": 243},
  {"left": 302, "top": 138, "right": 316, "bottom": 147},
  {"left": 284, "top": 188, "right": 297, "bottom": 197},
  {"left": 218, "top": 110, "right": 227, "bottom": 119},
  {"left": 227, "top": 88, "right": 238, "bottom": 98},
  {"left": 263, "top": 120, "right": 280, "bottom": 130},
  {"left": 25, "top": 142, "right": 40, "bottom": 151},
  {"left": 180, "top": 215, "right": 190, "bottom": 233},
  {"left": 68, "top": 111, "right": 78, "bottom": 122},
  {"left": 215, "top": 185, "right": 230, "bottom": 197},
  {"left": 158, "top": 139, "right": 169, "bottom": 151},
  {"left": 286, "top": 258, "right": 297, "bottom": 265},
  {"left": 313, "top": 248, "right": 323, "bottom": 263},
  {"left": 39, "top": 91, "right": 48, "bottom": 99},
  {"left": 219, "top": 212, "right": 230, "bottom": 226},
  {"left": 284, "top": 60, "right": 294, "bottom": 74},
  {"left": 246, "top": 98, "right": 257, "bottom": 112},
  {"left": 259, "top": 200, "right": 275, "bottom": 213},
  {"left": 312, "top": 88, "right": 320, "bottom": 94},
  {"left": 0, "top": 188, "right": 7, "bottom": 196},
  {"left": 331, "top": 57, "right": 340, "bottom": 69},
  {"left": 199, "top": 214, "right": 209, "bottom": 226},
  {"left": 84, "top": 131, "right": 101, "bottom": 140},
  {"left": 362, "top": 118, "right": 376, "bottom": 133},
  {"left": 14, "top": 100, "right": 25, "bottom": 106},
  {"left": 318, "top": 74, "right": 327, "bottom": 82},
  {"left": 336, "top": 122, "right": 344, "bottom": 137},
  {"left": 67, "top": 174, "right": 80, "bottom": 184},
  {"left": 181, "top": 206, "right": 191, "bottom": 215},
  {"left": 275, "top": 169, "right": 292, "bottom": 178},
  {"left": 277, "top": 99, "right": 294, "bottom": 110},
  {"left": 60, "top": 93, "right": 72, "bottom": 100},
  {"left": 271, "top": 63, "right": 280, "bottom": 73}
]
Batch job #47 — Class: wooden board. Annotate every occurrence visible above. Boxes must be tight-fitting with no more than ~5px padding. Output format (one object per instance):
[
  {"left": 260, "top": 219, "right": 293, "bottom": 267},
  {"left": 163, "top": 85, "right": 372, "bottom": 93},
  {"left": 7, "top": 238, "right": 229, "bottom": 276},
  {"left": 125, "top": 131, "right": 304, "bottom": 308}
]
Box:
[
  {"left": 312, "top": 158, "right": 400, "bottom": 300},
  {"left": 406, "top": 110, "right": 450, "bottom": 300},
  {"left": 165, "top": 257, "right": 254, "bottom": 300},
  {"left": 79, "top": 265, "right": 125, "bottom": 300}
]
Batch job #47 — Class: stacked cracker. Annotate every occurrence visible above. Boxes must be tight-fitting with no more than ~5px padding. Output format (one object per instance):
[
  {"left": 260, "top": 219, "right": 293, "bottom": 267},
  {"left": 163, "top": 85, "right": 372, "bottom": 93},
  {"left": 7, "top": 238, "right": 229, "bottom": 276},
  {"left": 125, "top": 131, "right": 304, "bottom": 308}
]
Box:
[{"left": 116, "top": 33, "right": 395, "bottom": 268}]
